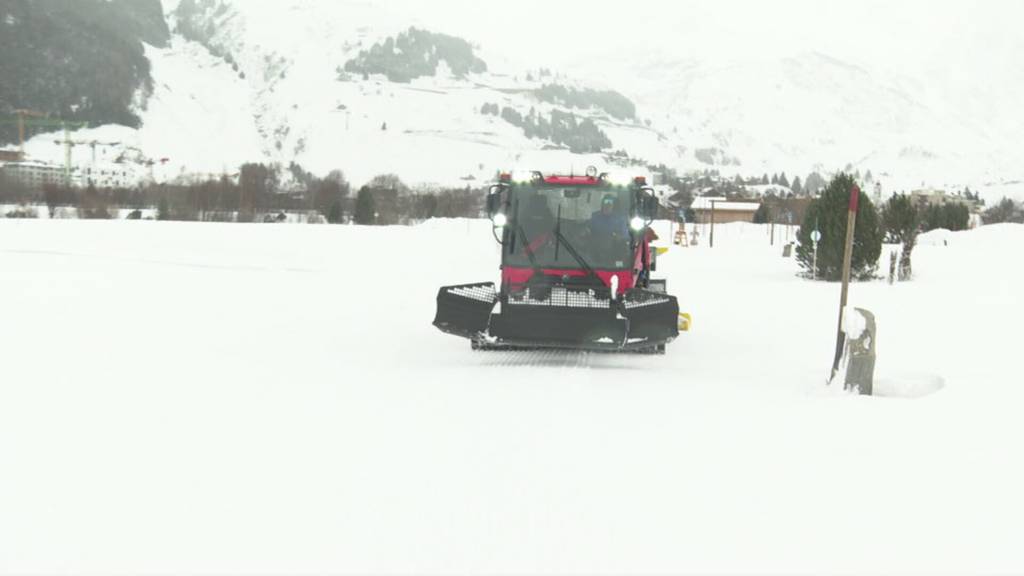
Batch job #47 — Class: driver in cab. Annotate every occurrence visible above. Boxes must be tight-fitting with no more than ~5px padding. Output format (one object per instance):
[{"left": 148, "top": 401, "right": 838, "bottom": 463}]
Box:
[{"left": 589, "top": 194, "right": 628, "bottom": 238}]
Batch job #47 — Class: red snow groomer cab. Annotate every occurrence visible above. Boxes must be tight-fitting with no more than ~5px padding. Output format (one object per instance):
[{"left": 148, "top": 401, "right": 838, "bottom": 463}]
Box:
[{"left": 433, "top": 169, "right": 679, "bottom": 353}]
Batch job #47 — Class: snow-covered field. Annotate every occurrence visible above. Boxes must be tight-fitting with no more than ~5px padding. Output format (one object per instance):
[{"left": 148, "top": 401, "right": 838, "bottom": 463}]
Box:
[{"left": 1, "top": 219, "right": 1022, "bottom": 574}]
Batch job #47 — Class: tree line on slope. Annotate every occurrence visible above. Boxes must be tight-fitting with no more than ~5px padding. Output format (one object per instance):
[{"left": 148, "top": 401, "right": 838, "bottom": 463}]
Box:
[
  {"left": 531, "top": 84, "right": 636, "bottom": 121},
  {"left": 343, "top": 27, "right": 487, "bottom": 83},
  {"left": 480, "top": 103, "right": 611, "bottom": 154}
]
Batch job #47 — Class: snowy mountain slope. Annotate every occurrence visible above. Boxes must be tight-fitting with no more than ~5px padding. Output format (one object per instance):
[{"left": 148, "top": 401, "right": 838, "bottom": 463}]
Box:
[
  {"left": 19, "top": 35, "right": 264, "bottom": 183},
  {"left": 575, "top": 49, "right": 1024, "bottom": 196},
  {"left": 159, "top": 0, "right": 671, "bottom": 185},
  {"left": 13, "top": 0, "right": 668, "bottom": 186},
  {"left": 13, "top": 0, "right": 1023, "bottom": 201}
]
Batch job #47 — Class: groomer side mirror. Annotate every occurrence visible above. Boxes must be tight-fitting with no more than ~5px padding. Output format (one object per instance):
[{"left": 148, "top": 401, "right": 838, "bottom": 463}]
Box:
[
  {"left": 486, "top": 185, "right": 507, "bottom": 227},
  {"left": 643, "top": 194, "right": 659, "bottom": 221}
]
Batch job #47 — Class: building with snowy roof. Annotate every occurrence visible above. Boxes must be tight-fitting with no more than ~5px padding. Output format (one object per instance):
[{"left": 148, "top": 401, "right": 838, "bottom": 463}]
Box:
[
  {"left": 0, "top": 161, "right": 80, "bottom": 188},
  {"left": 691, "top": 196, "right": 761, "bottom": 224}
]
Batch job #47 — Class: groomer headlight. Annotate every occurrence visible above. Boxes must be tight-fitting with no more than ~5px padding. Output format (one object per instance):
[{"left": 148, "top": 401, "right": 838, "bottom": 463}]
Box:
[
  {"left": 511, "top": 170, "right": 535, "bottom": 184},
  {"left": 493, "top": 212, "right": 508, "bottom": 228},
  {"left": 602, "top": 172, "right": 635, "bottom": 187},
  {"left": 630, "top": 216, "right": 646, "bottom": 231}
]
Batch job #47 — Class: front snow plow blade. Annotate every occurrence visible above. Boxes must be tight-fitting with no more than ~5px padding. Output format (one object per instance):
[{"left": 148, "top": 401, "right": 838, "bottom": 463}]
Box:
[
  {"left": 490, "top": 286, "right": 628, "bottom": 348},
  {"left": 618, "top": 289, "right": 680, "bottom": 346},
  {"left": 433, "top": 283, "right": 499, "bottom": 339},
  {"left": 494, "top": 286, "right": 679, "bottom": 351},
  {"left": 434, "top": 283, "right": 678, "bottom": 352}
]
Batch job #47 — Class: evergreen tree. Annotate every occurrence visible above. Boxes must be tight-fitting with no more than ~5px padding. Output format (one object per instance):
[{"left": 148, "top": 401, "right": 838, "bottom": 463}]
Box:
[
  {"left": 881, "top": 193, "right": 921, "bottom": 280},
  {"left": 921, "top": 202, "right": 970, "bottom": 231},
  {"left": 791, "top": 176, "right": 803, "bottom": 195},
  {"left": 795, "top": 173, "right": 883, "bottom": 281},
  {"left": 761, "top": 173, "right": 770, "bottom": 185},
  {"left": 881, "top": 193, "right": 919, "bottom": 243},
  {"left": 752, "top": 202, "right": 772, "bottom": 224},
  {"left": 779, "top": 172, "right": 790, "bottom": 188},
  {"left": 946, "top": 203, "right": 970, "bottom": 231},
  {"left": 983, "top": 197, "right": 1023, "bottom": 224},
  {"left": 804, "top": 172, "right": 827, "bottom": 195},
  {"left": 354, "top": 186, "right": 376, "bottom": 225}
]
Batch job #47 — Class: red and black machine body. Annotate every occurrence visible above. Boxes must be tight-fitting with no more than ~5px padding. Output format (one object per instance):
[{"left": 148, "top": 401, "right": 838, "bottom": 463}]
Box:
[{"left": 433, "top": 171, "right": 679, "bottom": 352}]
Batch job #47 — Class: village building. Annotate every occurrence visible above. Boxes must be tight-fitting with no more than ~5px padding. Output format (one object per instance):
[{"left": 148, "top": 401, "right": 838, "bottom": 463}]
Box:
[
  {"left": 0, "top": 161, "right": 80, "bottom": 188},
  {"left": 0, "top": 160, "right": 137, "bottom": 189},
  {"left": 910, "top": 188, "right": 982, "bottom": 211},
  {"left": 82, "top": 165, "right": 135, "bottom": 189},
  {"left": 691, "top": 196, "right": 760, "bottom": 224}
]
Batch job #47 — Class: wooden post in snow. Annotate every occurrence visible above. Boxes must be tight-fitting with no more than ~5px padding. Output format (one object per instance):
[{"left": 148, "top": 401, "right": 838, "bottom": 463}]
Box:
[
  {"left": 709, "top": 200, "right": 717, "bottom": 249},
  {"left": 828, "top": 184, "right": 861, "bottom": 385}
]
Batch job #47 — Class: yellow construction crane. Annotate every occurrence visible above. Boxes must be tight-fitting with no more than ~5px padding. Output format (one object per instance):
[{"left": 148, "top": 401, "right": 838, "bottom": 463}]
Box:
[{"left": 14, "top": 109, "right": 46, "bottom": 156}]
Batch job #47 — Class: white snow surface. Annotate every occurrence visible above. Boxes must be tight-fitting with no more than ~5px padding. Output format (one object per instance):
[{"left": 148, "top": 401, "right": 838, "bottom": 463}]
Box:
[{"left": 1, "top": 219, "right": 1023, "bottom": 573}]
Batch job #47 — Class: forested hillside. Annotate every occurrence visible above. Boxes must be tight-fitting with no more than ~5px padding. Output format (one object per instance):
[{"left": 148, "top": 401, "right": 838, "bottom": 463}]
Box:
[
  {"left": 0, "top": 0, "right": 169, "bottom": 143},
  {"left": 343, "top": 27, "right": 487, "bottom": 82}
]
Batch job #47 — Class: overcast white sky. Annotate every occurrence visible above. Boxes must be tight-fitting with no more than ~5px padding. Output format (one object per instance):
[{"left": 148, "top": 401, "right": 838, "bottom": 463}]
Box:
[{"left": 373, "top": 0, "right": 1022, "bottom": 79}]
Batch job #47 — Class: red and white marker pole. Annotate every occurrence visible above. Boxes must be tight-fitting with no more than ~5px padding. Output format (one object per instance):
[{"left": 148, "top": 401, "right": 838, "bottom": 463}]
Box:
[{"left": 828, "top": 184, "right": 860, "bottom": 384}]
